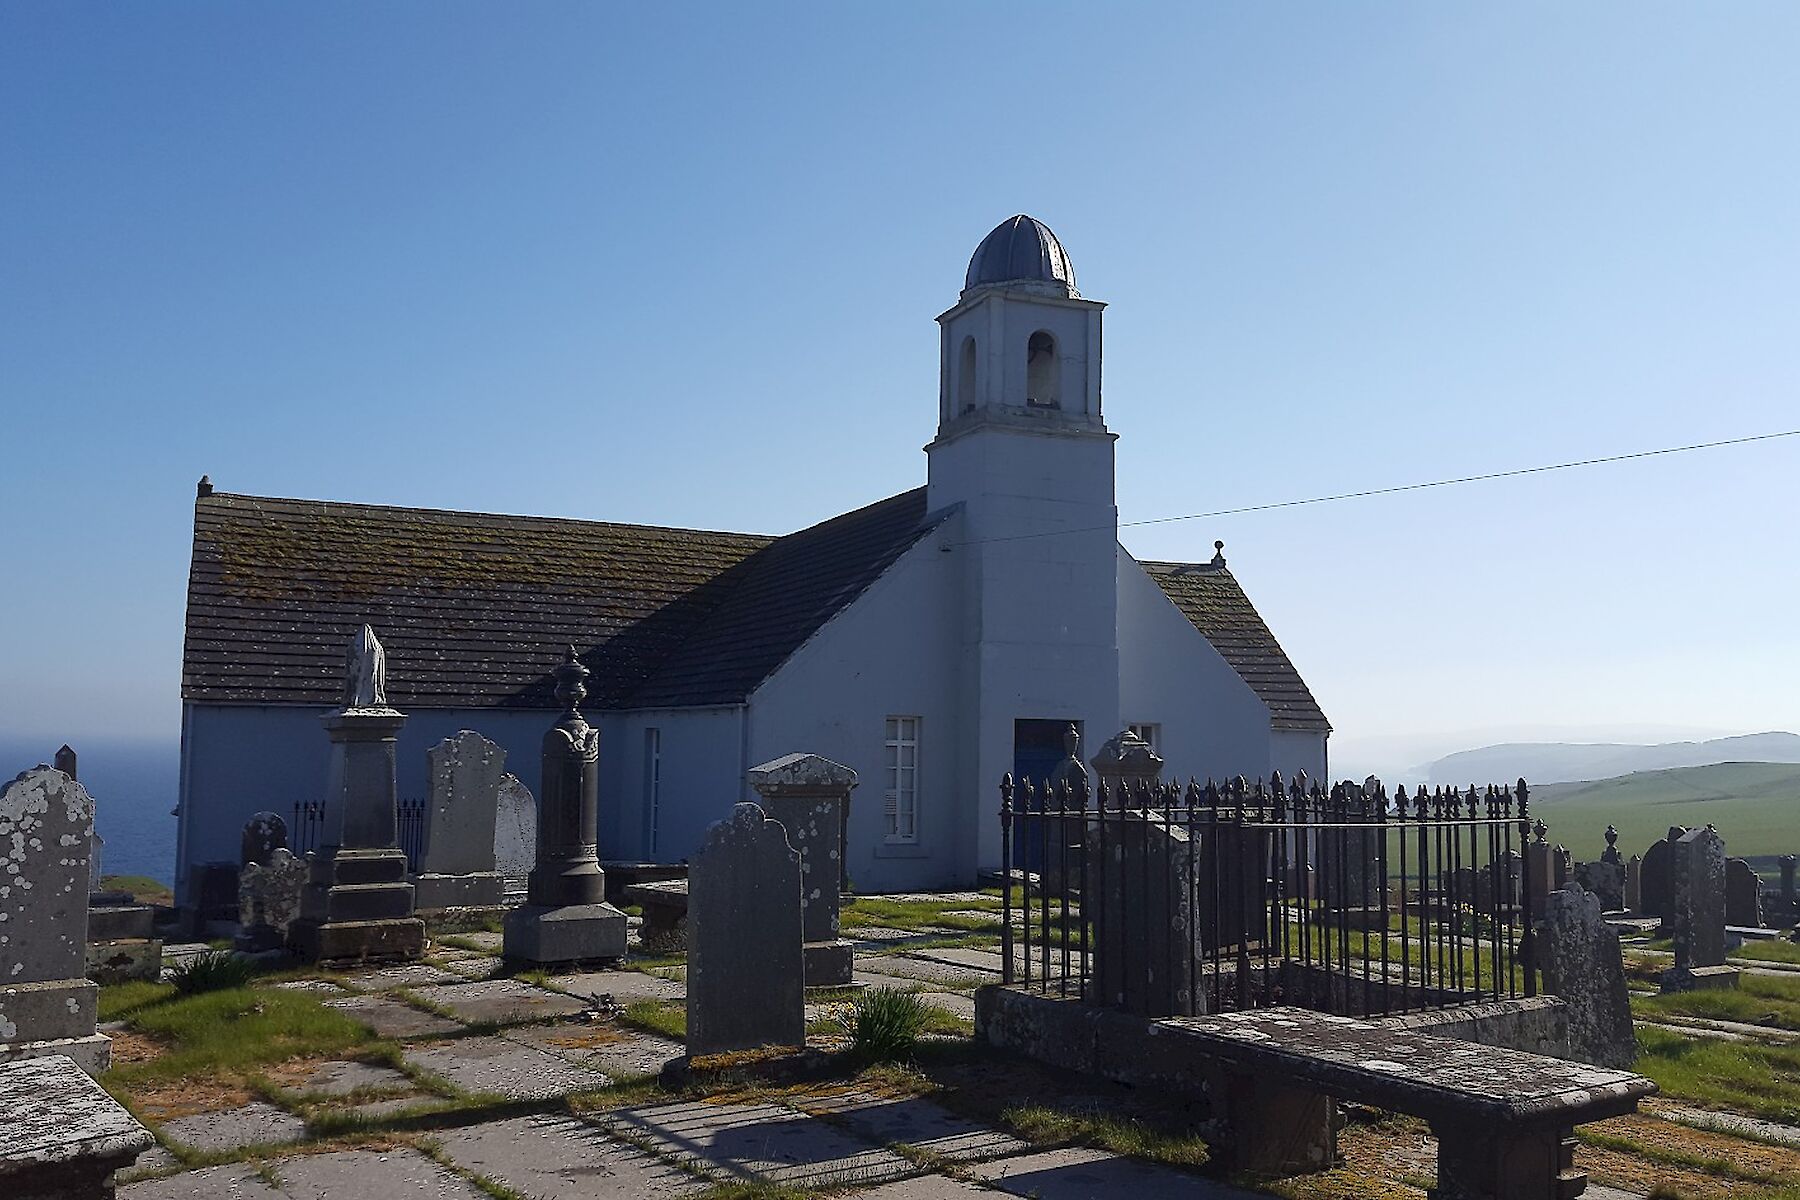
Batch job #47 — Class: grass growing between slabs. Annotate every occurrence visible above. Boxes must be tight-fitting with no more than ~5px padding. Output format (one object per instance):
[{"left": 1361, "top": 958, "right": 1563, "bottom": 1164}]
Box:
[
  {"left": 102, "top": 983, "right": 384, "bottom": 1087},
  {"left": 1000, "top": 1103, "right": 1212, "bottom": 1168},
  {"left": 1736, "top": 941, "right": 1800, "bottom": 967},
  {"left": 1635, "top": 1026, "right": 1800, "bottom": 1124},
  {"left": 1634, "top": 971, "right": 1800, "bottom": 1032},
  {"left": 840, "top": 894, "right": 1003, "bottom": 933}
]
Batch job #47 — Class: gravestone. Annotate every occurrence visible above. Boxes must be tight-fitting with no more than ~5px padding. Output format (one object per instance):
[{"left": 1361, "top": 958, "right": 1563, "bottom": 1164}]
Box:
[
  {"left": 1090, "top": 804, "right": 1216, "bottom": 1017},
  {"left": 493, "top": 773, "right": 536, "bottom": 896},
  {"left": 1091, "top": 728, "right": 1164, "bottom": 786},
  {"left": 288, "top": 626, "right": 425, "bottom": 964},
  {"left": 415, "top": 731, "right": 507, "bottom": 911},
  {"left": 1661, "top": 825, "right": 1739, "bottom": 992},
  {"left": 236, "top": 847, "right": 308, "bottom": 953},
  {"left": 1574, "top": 859, "right": 1624, "bottom": 913},
  {"left": 503, "top": 651, "right": 627, "bottom": 965},
  {"left": 1779, "top": 854, "right": 1800, "bottom": 924},
  {"left": 1552, "top": 845, "right": 1572, "bottom": 890},
  {"left": 747, "top": 752, "right": 857, "bottom": 987},
  {"left": 1725, "top": 858, "right": 1762, "bottom": 928},
  {"left": 1523, "top": 826, "right": 1553, "bottom": 912},
  {"left": 1624, "top": 855, "right": 1641, "bottom": 913},
  {"left": 687, "top": 803, "right": 805, "bottom": 1057},
  {"left": 0, "top": 767, "right": 111, "bottom": 1074},
  {"left": 1638, "top": 828, "right": 1687, "bottom": 922},
  {"left": 240, "top": 811, "right": 288, "bottom": 867},
  {"left": 1538, "top": 883, "right": 1636, "bottom": 1068}
]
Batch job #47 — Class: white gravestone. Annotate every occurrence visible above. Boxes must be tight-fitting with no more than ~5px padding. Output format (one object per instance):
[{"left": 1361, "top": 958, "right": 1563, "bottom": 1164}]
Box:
[
  {"left": 493, "top": 774, "right": 537, "bottom": 895},
  {"left": 414, "top": 731, "right": 507, "bottom": 910}
]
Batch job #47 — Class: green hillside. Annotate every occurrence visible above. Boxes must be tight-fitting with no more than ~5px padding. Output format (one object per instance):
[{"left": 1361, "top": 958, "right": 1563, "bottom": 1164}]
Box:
[{"left": 1530, "top": 762, "right": 1800, "bottom": 872}]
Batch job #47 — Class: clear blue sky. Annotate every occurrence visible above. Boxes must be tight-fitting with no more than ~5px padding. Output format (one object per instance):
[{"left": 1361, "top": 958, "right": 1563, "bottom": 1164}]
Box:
[{"left": 4, "top": 4, "right": 1797, "bottom": 776}]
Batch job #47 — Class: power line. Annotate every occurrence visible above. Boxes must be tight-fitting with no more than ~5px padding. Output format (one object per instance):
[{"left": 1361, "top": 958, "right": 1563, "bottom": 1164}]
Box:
[{"left": 949, "top": 427, "right": 1800, "bottom": 549}]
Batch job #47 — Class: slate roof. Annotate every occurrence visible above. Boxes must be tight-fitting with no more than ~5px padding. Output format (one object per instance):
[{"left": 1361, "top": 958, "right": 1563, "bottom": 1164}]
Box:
[
  {"left": 1140, "top": 560, "right": 1331, "bottom": 733},
  {"left": 182, "top": 488, "right": 932, "bottom": 710}
]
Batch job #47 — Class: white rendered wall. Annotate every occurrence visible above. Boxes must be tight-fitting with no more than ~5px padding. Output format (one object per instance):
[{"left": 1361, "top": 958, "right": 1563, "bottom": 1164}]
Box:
[
  {"left": 609, "top": 705, "right": 746, "bottom": 865},
  {"left": 1270, "top": 727, "right": 1330, "bottom": 789},
  {"left": 746, "top": 533, "right": 966, "bottom": 892},
  {"left": 1116, "top": 557, "right": 1274, "bottom": 785}
]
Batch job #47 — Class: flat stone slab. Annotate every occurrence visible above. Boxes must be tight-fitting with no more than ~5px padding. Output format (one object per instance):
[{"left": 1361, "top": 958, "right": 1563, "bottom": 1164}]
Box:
[
  {"left": 323, "top": 994, "right": 464, "bottom": 1038},
  {"left": 269, "top": 979, "right": 349, "bottom": 994},
  {"left": 338, "top": 962, "right": 463, "bottom": 991},
  {"left": 555, "top": 968, "right": 686, "bottom": 1004},
  {"left": 904, "top": 947, "right": 1004, "bottom": 974},
  {"left": 159, "top": 1101, "right": 307, "bottom": 1154},
  {"left": 872, "top": 892, "right": 992, "bottom": 904},
  {"left": 412, "top": 977, "right": 592, "bottom": 1025},
  {"left": 847, "top": 927, "right": 928, "bottom": 944},
  {"left": 299, "top": 1059, "right": 416, "bottom": 1097},
  {"left": 435, "top": 1113, "right": 706, "bottom": 1199},
  {"left": 449, "top": 930, "right": 505, "bottom": 952},
  {"left": 857, "top": 957, "right": 989, "bottom": 989},
  {"left": 0, "top": 1053, "right": 153, "bottom": 1171},
  {"left": 599, "top": 1098, "right": 913, "bottom": 1187},
  {"left": 441, "top": 956, "right": 507, "bottom": 980},
  {"left": 1656, "top": 1105, "right": 1800, "bottom": 1148},
  {"left": 799, "top": 1088, "right": 1028, "bottom": 1162},
  {"left": 847, "top": 1177, "right": 997, "bottom": 1198},
  {"left": 915, "top": 992, "right": 976, "bottom": 1020},
  {"left": 272, "top": 1148, "right": 488, "bottom": 1199},
  {"left": 121, "top": 1163, "right": 283, "bottom": 1199},
  {"left": 402, "top": 1035, "right": 613, "bottom": 1100},
  {"left": 969, "top": 1147, "right": 1258, "bottom": 1199},
  {"left": 505, "top": 1022, "right": 685, "bottom": 1077}
]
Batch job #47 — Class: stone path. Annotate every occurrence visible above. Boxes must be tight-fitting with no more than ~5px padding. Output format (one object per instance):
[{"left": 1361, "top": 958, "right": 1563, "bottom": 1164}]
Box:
[{"left": 434, "top": 1113, "right": 705, "bottom": 1199}]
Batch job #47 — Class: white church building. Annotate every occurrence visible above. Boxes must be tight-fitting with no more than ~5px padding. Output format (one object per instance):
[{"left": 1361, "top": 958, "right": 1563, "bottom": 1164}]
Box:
[{"left": 176, "top": 215, "right": 1329, "bottom": 902}]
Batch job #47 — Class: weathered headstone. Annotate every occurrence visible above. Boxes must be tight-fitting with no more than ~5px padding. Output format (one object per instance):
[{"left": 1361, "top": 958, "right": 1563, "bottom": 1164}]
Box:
[
  {"left": 503, "top": 651, "right": 627, "bottom": 965},
  {"left": 1725, "top": 858, "right": 1763, "bottom": 928},
  {"left": 415, "top": 731, "right": 507, "bottom": 911},
  {"left": 1638, "top": 828, "right": 1686, "bottom": 922},
  {"left": 747, "top": 752, "right": 857, "bottom": 987},
  {"left": 1552, "top": 845, "right": 1572, "bottom": 890},
  {"left": 1779, "top": 854, "right": 1800, "bottom": 924},
  {"left": 1523, "top": 824, "right": 1553, "bottom": 912},
  {"left": 288, "top": 626, "right": 425, "bottom": 964},
  {"left": 240, "top": 811, "right": 289, "bottom": 867},
  {"left": 235, "top": 848, "right": 308, "bottom": 953},
  {"left": 1574, "top": 859, "right": 1624, "bottom": 913},
  {"left": 1090, "top": 801, "right": 1215, "bottom": 1017},
  {"left": 1624, "top": 854, "right": 1641, "bottom": 913},
  {"left": 1317, "top": 781, "right": 1380, "bottom": 915},
  {"left": 0, "top": 767, "right": 111, "bottom": 1073},
  {"left": 1661, "top": 826, "right": 1739, "bottom": 992},
  {"left": 494, "top": 773, "right": 536, "bottom": 896},
  {"left": 687, "top": 803, "right": 805, "bottom": 1058},
  {"left": 1538, "top": 883, "right": 1636, "bottom": 1068}
]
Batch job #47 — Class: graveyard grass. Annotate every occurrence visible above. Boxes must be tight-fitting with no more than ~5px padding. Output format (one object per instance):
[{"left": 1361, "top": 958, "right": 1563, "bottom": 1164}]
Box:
[
  {"left": 103, "top": 984, "right": 382, "bottom": 1086},
  {"left": 1635, "top": 1026, "right": 1800, "bottom": 1124},
  {"left": 1632, "top": 970, "right": 1800, "bottom": 1032}
]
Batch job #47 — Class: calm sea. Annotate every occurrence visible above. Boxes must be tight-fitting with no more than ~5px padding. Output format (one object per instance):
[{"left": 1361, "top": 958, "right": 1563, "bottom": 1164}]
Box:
[{"left": 3, "top": 737, "right": 179, "bottom": 886}]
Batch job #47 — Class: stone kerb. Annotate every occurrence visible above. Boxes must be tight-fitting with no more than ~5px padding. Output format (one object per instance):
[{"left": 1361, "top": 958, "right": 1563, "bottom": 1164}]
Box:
[
  {"left": 416, "top": 731, "right": 507, "bottom": 912},
  {"left": 747, "top": 753, "right": 856, "bottom": 988},
  {"left": 0, "top": 766, "right": 110, "bottom": 1074},
  {"left": 1538, "top": 884, "right": 1636, "bottom": 1068},
  {"left": 687, "top": 803, "right": 805, "bottom": 1058}
]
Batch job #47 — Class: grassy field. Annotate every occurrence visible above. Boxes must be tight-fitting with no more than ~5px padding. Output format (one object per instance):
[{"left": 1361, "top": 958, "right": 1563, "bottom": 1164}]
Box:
[{"left": 1528, "top": 762, "right": 1800, "bottom": 867}]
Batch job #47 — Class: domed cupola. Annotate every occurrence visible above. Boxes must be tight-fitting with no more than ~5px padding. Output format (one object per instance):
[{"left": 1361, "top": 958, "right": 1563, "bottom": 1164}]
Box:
[{"left": 963, "top": 215, "right": 1078, "bottom": 299}]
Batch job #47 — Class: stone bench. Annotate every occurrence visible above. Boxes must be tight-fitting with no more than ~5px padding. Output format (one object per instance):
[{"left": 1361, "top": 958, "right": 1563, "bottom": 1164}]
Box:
[
  {"left": 0, "top": 1053, "right": 154, "bottom": 1199},
  {"left": 1163, "top": 1006, "right": 1655, "bottom": 1199}
]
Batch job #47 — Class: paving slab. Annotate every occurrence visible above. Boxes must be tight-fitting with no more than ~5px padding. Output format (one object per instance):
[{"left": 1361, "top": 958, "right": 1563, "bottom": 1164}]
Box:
[
  {"left": 555, "top": 968, "right": 686, "bottom": 1004},
  {"left": 1655, "top": 1105, "right": 1800, "bottom": 1148},
  {"left": 268, "top": 979, "right": 350, "bottom": 994},
  {"left": 449, "top": 930, "right": 505, "bottom": 952},
  {"left": 969, "top": 1147, "right": 1257, "bottom": 1199},
  {"left": 299, "top": 1059, "right": 416, "bottom": 1097},
  {"left": 905, "top": 947, "right": 1005, "bottom": 974},
  {"left": 121, "top": 1163, "right": 284, "bottom": 1199},
  {"left": 800, "top": 1088, "right": 1028, "bottom": 1162},
  {"left": 599, "top": 1098, "right": 914, "bottom": 1187},
  {"left": 847, "top": 927, "right": 931, "bottom": 944},
  {"left": 505, "top": 1021, "right": 684, "bottom": 1077},
  {"left": 338, "top": 962, "right": 463, "bottom": 990},
  {"left": 412, "top": 977, "right": 593, "bottom": 1025},
  {"left": 403, "top": 1034, "right": 613, "bottom": 1099},
  {"left": 915, "top": 991, "right": 977, "bottom": 1020},
  {"left": 322, "top": 993, "right": 464, "bottom": 1038},
  {"left": 158, "top": 1101, "right": 308, "bottom": 1154},
  {"left": 441, "top": 956, "right": 507, "bottom": 980},
  {"left": 858, "top": 957, "right": 990, "bottom": 989},
  {"left": 272, "top": 1148, "right": 488, "bottom": 1199},
  {"left": 871, "top": 892, "right": 993, "bottom": 905},
  {"left": 435, "top": 1112, "right": 706, "bottom": 1199},
  {"left": 846, "top": 1177, "right": 999, "bottom": 1198}
]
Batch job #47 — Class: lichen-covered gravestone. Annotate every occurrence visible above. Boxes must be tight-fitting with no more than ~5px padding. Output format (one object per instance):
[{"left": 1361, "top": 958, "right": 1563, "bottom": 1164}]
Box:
[
  {"left": 1725, "top": 858, "right": 1763, "bottom": 928},
  {"left": 415, "top": 731, "right": 507, "bottom": 911},
  {"left": 1638, "top": 828, "right": 1686, "bottom": 923},
  {"left": 1661, "top": 826, "right": 1739, "bottom": 992},
  {"left": 1538, "top": 884, "right": 1636, "bottom": 1068},
  {"left": 235, "top": 847, "right": 308, "bottom": 953},
  {"left": 0, "top": 766, "right": 111, "bottom": 1073},
  {"left": 687, "top": 803, "right": 804, "bottom": 1058},
  {"left": 240, "top": 811, "right": 288, "bottom": 867},
  {"left": 493, "top": 774, "right": 536, "bottom": 896},
  {"left": 747, "top": 753, "right": 857, "bottom": 987}
]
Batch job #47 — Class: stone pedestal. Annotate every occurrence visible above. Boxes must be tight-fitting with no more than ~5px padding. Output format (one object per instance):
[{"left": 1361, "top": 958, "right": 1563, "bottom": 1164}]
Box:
[
  {"left": 413, "top": 872, "right": 506, "bottom": 911},
  {"left": 748, "top": 753, "right": 857, "bottom": 988},
  {"left": 503, "top": 651, "right": 627, "bottom": 967},
  {"left": 288, "top": 707, "right": 424, "bottom": 965}
]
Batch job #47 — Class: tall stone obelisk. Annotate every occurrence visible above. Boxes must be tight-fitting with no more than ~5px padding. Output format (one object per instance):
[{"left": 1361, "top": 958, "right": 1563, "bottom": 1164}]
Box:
[
  {"left": 503, "top": 649, "right": 627, "bottom": 965},
  {"left": 289, "top": 625, "right": 425, "bottom": 964}
]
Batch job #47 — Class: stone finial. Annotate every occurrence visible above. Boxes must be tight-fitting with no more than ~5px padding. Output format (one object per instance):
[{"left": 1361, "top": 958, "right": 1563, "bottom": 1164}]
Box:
[
  {"left": 53, "top": 744, "right": 76, "bottom": 781},
  {"left": 554, "top": 647, "right": 589, "bottom": 716},
  {"left": 1602, "top": 824, "right": 1620, "bottom": 864},
  {"left": 1210, "top": 540, "right": 1226, "bottom": 566},
  {"left": 197, "top": 475, "right": 214, "bottom": 497},
  {"left": 1091, "top": 728, "right": 1163, "bottom": 784},
  {"left": 343, "top": 624, "right": 388, "bottom": 708}
]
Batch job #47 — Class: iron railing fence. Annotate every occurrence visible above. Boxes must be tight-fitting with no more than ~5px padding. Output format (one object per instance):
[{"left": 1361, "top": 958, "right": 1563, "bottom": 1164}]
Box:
[
  {"left": 398, "top": 797, "right": 428, "bottom": 873},
  {"left": 291, "top": 799, "right": 328, "bottom": 856},
  {"left": 1000, "top": 773, "right": 1537, "bottom": 1018}
]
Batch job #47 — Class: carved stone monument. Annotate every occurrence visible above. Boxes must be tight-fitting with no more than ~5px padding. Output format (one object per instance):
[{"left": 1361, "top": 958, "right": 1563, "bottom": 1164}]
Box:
[
  {"left": 1778, "top": 854, "right": 1800, "bottom": 924},
  {"left": 0, "top": 766, "right": 111, "bottom": 1073},
  {"left": 240, "top": 811, "right": 288, "bottom": 867},
  {"left": 747, "top": 753, "right": 857, "bottom": 987},
  {"left": 1538, "top": 884, "right": 1636, "bottom": 1068},
  {"left": 236, "top": 847, "right": 308, "bottom": 953},
  {"left": 288, "top": 626, "right": 425, "bottom": 964},
  {"left": 414, "top": 731, "right": 507, "bottom": 911},
  {"left": 494, "top": 774, "right": 536, "bottom": 900},
  {"left": 687, "top": 803, "right": 805, "bottom": 1057},
  {"left": 1725, "top": 858, "right": 1763, "bottom": 928},
  {"left": 1661, "top": 825, "right": 1739, "bottom": 992},
  {"left": 503, "top": 651, "right": 627, "bottom": 965}
]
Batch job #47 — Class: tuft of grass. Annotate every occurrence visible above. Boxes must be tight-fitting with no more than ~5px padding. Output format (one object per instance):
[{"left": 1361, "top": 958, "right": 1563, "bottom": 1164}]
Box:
[
  {"left": 1634, "top": 1025, "right": 1800, "bottom": 1124},
  {"left": 1736, "top": 940, "right": 1800, "bottom": 967},
  {"left": 1001, "top": 1103, "right": 1210, "bottom": 1168},
  {"left": 621, "top": 999, "right": 687, "bottom": 1041},
  {"left": 839, "top": 894, "right": 1002, "bottom": 933},
  {"left": 99, "top": 980, "right": 178, "bottom": 1022},
  {"left": 170, "top": 951, "right": 259, "bottom": 995},
  {"left": 841, "top": 987, "right": 929, "bottom": 1063},
  {"left": 107, "top": 987, "right": 374, "bottom": 1085}
]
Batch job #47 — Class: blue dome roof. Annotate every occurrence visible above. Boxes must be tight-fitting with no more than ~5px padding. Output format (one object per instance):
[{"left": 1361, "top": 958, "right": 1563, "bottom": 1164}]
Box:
[{"left": 964, "top": 215, "right": 1076, "bottom": 295}]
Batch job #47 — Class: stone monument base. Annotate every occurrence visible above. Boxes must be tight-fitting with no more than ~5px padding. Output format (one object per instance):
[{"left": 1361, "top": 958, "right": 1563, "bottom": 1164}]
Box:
[
  {"left": 233, "top": 925, "right": 290, "bottom": 954},
  {"left": 802, "top": 940, "right": 855, "bottom": 988},
  {"left": 289, "top": 916, "right": 424, "bottom": 965},
  {"left": 87, "top": 904, "right": 155, "bottom": 942},
  {"left": 0, "top": 1034, "right": 114, "bottom": 1076},
  {"left": 85, "top": 939, "right": 164, "bottom": 985},
  {"left": 413, "top": 872, "right": 506, "bottom": 912},
  {"left": 503, "top": 902, "right": 628, "bottom": 966},
  {"left": 290, "top": 846, "right": 424, "bottom": 965},
  {"left": 1660, "top": 964, "right": 1740, "bottom": 992}
]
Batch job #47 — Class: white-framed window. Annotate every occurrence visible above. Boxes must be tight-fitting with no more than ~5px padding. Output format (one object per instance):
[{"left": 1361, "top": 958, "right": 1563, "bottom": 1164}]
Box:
[
  {"left": 642, "top": 727, "right": 662, "bottom": 857},
  {"left": 883, "top": 716, "right": 920, "bottom": 844},
  {"left": 1128, "top": 723, "right": 1160, "bottom": 753}
]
